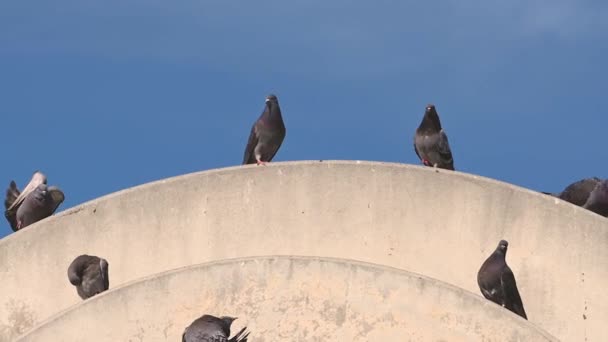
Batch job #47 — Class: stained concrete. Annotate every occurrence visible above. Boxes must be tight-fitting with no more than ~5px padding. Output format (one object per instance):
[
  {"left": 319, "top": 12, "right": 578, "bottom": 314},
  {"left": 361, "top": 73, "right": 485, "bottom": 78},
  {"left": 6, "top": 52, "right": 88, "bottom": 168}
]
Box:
[
  {"left": 0, "top": 161, "right": 606, "bottom": 341},
  {"left": 17, "top": 257, "right": 558, "bottom": 342}
]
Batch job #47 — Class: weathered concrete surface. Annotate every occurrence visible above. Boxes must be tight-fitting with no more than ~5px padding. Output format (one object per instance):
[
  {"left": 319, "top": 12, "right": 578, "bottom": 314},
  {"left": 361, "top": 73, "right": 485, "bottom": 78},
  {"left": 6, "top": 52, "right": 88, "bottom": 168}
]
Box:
[
  {"left": 0, "top": 161, "right": 606, "bottom": 341},
  {"left": 17, "top": 257, "right": 558, "bottom": 342}
]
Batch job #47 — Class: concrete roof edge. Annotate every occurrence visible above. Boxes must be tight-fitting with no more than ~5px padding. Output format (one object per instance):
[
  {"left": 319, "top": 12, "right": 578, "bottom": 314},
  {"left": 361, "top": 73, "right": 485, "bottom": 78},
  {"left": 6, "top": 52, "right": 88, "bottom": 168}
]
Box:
[{"left": 18, "top": 255, "right": 561, "bottom": 341}]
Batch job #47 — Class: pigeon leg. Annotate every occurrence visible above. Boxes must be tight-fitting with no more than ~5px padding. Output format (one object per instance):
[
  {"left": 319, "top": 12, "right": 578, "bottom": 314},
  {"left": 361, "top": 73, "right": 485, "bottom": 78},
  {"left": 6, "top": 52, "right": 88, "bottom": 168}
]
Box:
[
  {"left": 17, "top": 220, "right": 22, "bottom": 230},
  {"left": 256, "top": 158, "right": 268, "bottom": 166},
  {"left": 422, "top": 159, "right": 432, "bottom": 166}
]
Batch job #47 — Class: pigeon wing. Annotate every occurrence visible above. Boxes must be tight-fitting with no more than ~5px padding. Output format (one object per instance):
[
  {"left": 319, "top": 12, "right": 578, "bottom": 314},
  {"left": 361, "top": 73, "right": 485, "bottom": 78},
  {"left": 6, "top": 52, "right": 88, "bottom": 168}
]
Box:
[
  {"left": 8, "top": 172, "right": 46, "bottom": 212},
  {"left": 501, "top": 266, "right": 527, "bottom": 319},
  {"left": 100, "top": 258, "right": 110, "bottom": 290},
  {"left": 242, "top": 124, "right": 259, "bottom": 165},
  {"left": 229, "top": 326, "right": 250, "bottom": 342},
  {"left": 413, "top": 136, "right": 422, "bottom": 162},
  {"left": 4, "top": 181, "right": 20, "bottom": 231},
  {"left": 437, "top": 130, "right": 454, "bottom": 166},
  {"left": 47, "top": 186, "right": 65, "bottom": 214}
]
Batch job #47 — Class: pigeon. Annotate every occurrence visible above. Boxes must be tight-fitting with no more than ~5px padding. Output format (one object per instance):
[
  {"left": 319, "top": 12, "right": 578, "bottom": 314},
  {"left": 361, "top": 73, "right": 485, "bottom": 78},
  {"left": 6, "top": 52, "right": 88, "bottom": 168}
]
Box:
[
  {"left": 242, "top": 94, "right": 286, "bottom": 165},
  {"left": 413, "top": 104, "right": 455, "bottom": 170},
  {"left": 477, "top": 240, "right": 527, "bottom": 319},
  {"left": 4, "top": 171, "right": 65, "bottom": 231},
  {"left": 582, "top": 179, "right": 608, "bottom": 217},
  {"left": 67, "top": 255, "right": 110, "bottom": 300},
  {"left": 182, "top": 314, "right": 250, "bottom": 342},
  {"left": 546, "top": 177, "right": 602, "bottom": 206}
]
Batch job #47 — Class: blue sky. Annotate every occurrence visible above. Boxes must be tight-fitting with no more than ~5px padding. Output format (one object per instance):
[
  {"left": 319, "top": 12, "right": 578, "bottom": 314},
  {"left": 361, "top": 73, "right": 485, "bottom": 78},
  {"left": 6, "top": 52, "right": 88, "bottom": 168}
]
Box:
[{"left": 1, "top": 1, "right": 607, "bottom": 238}]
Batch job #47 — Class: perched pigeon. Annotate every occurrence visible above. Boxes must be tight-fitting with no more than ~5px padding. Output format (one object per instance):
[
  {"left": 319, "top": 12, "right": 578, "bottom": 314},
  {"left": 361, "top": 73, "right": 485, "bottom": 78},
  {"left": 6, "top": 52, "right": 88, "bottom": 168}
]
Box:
[
  {"left": 182, "top": 314, "right": 249, "bottom": 342},
  {"left": 242, "top": 94, "right": 286, "bottom": 165},
  {"left": 67, "top": 255, "right": 110, "bottom": 300},
  {"left": 477, "top": 240, "right": 527, "bottom": 319},
  {"left": 583, "top": 179, "right": 608, "bottom": 217},
  {"left": 4, "top": 171, "right": 65, "bottom": 231},
  {"left": 413, "top": 104, "right": 455, "bottom": 170},
  {"left": 546, "top": 177, "right": 602, "bottom": 206}
]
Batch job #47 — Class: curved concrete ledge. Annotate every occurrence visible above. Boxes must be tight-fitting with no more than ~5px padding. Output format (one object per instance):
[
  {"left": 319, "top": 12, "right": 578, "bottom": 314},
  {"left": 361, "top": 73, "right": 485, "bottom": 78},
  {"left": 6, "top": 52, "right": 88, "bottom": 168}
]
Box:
[
  {"left": 1, "top": 161, "right": 607, "bottom": 341},
  {"left": 17, "top": 257, "right": 559, "bottom": 341}
]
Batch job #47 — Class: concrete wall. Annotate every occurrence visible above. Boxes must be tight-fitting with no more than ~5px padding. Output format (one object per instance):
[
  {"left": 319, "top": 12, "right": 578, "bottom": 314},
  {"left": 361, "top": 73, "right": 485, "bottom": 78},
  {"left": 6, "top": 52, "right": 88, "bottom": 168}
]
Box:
[
  {"left": 17, "top": 257, "right": 558, "bottom": 342},
  {"left": 1, "top": 161, "right": 606, "bottom": 341}
]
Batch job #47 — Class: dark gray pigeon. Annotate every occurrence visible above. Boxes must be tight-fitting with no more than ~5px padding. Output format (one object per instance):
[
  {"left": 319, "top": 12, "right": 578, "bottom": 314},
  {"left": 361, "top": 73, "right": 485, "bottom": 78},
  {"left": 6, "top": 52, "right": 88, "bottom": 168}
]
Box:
[
  {"left": 242, "top": 94, "right": 286, "bottom": 165},
  {"left": 544, "top": 177, "right": 602, "bottom": 206},
  {"left": 582, "top": 179, "right": 608, "bottom": 217},
  {"left": 4, "top": 171, "right": 65, "bottom": 232},
  {"left": 67, "top": 255, "right": 110, "bottom": 300},
  {"left": 477, "top": 240, "right": 527, "bottom": 319},
  {"left": 182, "top": 314, "right": 249, "bottom": 342},
  {"left": 413, "top": 104, "right": 455, "bottom": 170}
]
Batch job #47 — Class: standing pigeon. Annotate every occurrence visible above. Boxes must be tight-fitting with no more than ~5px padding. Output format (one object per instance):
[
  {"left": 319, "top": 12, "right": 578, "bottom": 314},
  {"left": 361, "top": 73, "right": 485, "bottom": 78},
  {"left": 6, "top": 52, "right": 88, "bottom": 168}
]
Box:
[
  {"left": 4, "top": 171, "right": 65, "bottom": 231},
  {"left": 582, "top": 179, "right": 608, "bottom": 217},
  {"left": 543, "top": 177, "right": 602, "bottom": 206},
  {"left": 413, "top": 104, "right": 455, "bottom": 170},
  {"left": 182, "top": 314, "right": 249, "bottom": 342},
  {"left": 242, "top": 94, "right": 286, "bottom": 165},
  {"left": 67, "top": 255, "right": 110, "bottom": 300},
  {"left": 477, "top": 240, "right": 527, "bottom": 319}
]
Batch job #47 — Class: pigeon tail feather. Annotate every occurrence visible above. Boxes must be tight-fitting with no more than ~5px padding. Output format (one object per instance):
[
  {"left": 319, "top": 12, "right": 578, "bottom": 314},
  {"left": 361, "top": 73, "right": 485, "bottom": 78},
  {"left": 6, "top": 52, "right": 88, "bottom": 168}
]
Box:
[{"left": 229, "top": 327, "right": 250, "bottom": 342}]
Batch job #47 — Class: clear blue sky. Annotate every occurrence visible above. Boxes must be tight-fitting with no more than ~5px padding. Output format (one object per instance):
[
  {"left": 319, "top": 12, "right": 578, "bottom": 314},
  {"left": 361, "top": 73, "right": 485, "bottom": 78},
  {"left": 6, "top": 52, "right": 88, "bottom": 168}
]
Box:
[{"left": 1, "top": 1, "right": 607, "bottom": 238}]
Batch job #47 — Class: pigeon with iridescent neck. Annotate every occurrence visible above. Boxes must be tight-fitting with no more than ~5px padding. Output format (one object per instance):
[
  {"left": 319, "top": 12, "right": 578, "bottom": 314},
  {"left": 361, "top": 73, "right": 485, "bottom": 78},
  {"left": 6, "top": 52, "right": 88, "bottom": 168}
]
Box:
[
  {"left": 477, "top": 240, "right": 527, "bottom": 319},
  {"left": 242, "top": 94, "right": 286, "bottom": 165},
  {"left": 67, "top": 255, "right": 110, "bottom": 300},
  {"left": 414, "top": 104, "right": 455, "bottom": 170},
  {"left": 4, "top": 171, "right": 64, "bottom": 231},
  {"left": 182, "top": 314, "right": 250, "bottom": 342}
]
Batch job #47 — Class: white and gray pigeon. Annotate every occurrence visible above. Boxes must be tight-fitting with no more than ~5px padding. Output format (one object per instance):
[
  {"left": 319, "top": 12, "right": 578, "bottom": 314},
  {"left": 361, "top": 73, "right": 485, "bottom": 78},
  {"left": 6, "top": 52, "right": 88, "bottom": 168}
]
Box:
[
  {"left": 67, "top": 255, "right": 110, "bottom": 300},
  {"left": 182, "top": 314, "right": 249, "bottom": 342},
  {"left": 477, "top": 240, "right": 527, "bottom": 320},
  {"left": 242, "top": 94, "right": 286, "bottom": 165},
  {"left": 582, "top": 179, "right": 608, "bottom": 217},
  {"left": 4, "top": 171, "right": 65, "bottom": 232},
  {"left": 413, "top": 104, "right": 455, "bottom": 170}
]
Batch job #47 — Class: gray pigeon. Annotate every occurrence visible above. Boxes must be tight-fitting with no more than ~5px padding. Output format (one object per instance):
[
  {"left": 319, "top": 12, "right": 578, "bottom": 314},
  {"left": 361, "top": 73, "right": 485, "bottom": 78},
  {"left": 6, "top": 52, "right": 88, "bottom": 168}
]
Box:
[
  {"left": 182, "top": 314, "right": 249, "bottom": 342},
  {"left": 477, "top": 240, "right": 527, "bottom": 319},
  {"left": 242, "top": 94, "right": 286, "bottom": 165},
  {"left": 4, "top": 171, "right": 65, "bottom": 231},
  {"left": 413, "top": 104, "right": 455, "bottom": 170},
  {"left": 67, "top": 255, "right": 110, "bottom": 300},
  {"left": 582, "top": 179, "right": 608, "bottom": 217},
  {"left": 543, "top": 177, "right": 602, "bottom": 206}
]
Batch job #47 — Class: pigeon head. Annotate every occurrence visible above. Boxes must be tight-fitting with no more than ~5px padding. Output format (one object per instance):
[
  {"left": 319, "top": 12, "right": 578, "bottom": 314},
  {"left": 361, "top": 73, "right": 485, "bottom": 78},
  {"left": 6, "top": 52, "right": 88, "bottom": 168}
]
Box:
[
  {"left": 265, "top": 94, "right": 279, "bottom": 109},
  {"left": 421, "top": 103, "right": 442, "bottom": 130},
  {"left": 265, "top": 94, "right": 278, "bottom": 104},
  {"left": 263, "top": 94, "right": 282, "bottom": 120},
  {"left": 220, "top": 316, "right": 237, "bottom": 327},
  {"left": 495, "top": 240, "right": 509, "bottom": 254}
]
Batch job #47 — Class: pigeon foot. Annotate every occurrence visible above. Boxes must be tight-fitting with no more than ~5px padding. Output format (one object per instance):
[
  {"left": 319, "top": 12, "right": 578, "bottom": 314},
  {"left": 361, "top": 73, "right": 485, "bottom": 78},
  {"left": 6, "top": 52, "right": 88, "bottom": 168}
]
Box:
[{"left": 256, "top": 160, "right": 268, "bottom": 166}]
